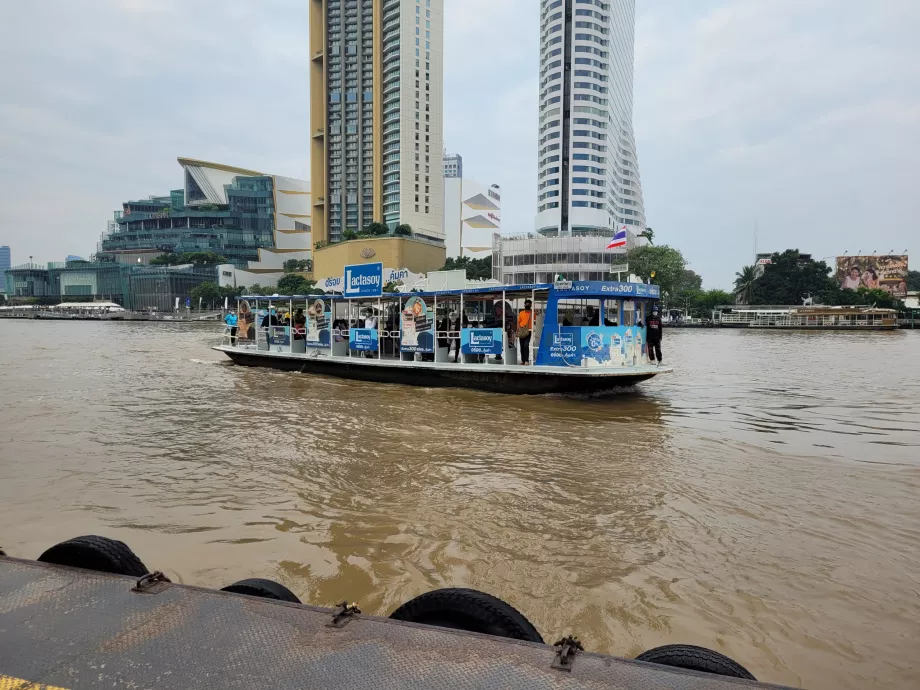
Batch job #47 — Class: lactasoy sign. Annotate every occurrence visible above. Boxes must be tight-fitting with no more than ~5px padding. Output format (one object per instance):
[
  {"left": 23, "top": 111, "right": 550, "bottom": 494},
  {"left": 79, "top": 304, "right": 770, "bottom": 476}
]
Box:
[{"left": 344, "top": 263, "right": 383, "bottom": 298}]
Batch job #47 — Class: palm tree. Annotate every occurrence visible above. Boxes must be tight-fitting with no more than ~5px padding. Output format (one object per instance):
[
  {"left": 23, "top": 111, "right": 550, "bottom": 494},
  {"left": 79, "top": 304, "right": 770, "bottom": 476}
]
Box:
[
  {"left": 733, "top": 265, "right": 758, "bottom": 304},
  {"left": 638, "top": 227, "right": 655, "bottom": 245}
]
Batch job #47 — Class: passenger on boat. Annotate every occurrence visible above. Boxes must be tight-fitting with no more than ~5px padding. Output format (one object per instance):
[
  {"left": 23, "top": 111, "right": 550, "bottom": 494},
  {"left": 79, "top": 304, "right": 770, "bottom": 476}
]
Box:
[
  {"left": 583, "top": 306, "right": 600, "bottom": 327},
  {"left": 363, "top": 310, "right": 378, "bottom": 358},
  {"left": 646, "top": 307, "right": 663, "bottom": 365},
  {"left": 517, "top": 300, "right": 533, "bottom": 365},
  {"left": 293, "top": 309, "right": 306, "bottom": 340},
  {"left": 224, "top": 310, "right": 238, "bottom": 345}
]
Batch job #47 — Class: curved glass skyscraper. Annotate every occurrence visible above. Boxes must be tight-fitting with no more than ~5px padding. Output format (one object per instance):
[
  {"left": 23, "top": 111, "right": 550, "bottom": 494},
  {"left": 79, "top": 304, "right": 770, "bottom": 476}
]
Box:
[{"left": 535, "top": 0, "right": 645, "bottom": 237}]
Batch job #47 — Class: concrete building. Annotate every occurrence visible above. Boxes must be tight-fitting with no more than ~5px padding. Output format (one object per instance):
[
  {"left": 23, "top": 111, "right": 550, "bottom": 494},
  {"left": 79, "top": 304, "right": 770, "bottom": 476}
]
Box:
[
  {"left": 100, "top": 158, "right": 311, "bottom": 288},
  {"left": 443, "top": 150, "right": 462, "bottom": 178},
  {"left": 535, "top": 0, "right": 646, "bottom": 238},
  {"left": 491, "top": 231, "right": 637, "bottom": 285},
  {"left": 443, "top": 178, "right": 500, "bottom": 258},
  {"left": 310, "top": 0, "right": 445, "bottom": 244}
]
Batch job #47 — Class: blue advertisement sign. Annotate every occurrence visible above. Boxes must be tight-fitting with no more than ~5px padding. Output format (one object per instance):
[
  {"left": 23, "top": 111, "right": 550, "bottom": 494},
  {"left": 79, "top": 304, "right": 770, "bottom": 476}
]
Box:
[
  {"left": 540, "top": 326, "right": 582, "bottom": 366},
  {"left": 269, "top": 326, "right": 290, "bottom": 346},
  {"left": 553, "top": 281, "right": 660, "bottom": 299},
  {"left": 344, "top": 262, "right": 383, "bottom": 298},
  {"left": 536, "top": 326, "right": 647, "bottom": 367},
  {"left": 349, "top": 327, "right": 378, "bottom": 352},
  {"left": 460, "top": 328, "right": 503, "bottom": 355}
]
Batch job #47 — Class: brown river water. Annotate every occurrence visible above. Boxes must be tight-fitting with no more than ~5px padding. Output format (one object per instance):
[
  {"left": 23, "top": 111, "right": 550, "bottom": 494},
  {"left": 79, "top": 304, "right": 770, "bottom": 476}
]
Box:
[{"left": 1, "top": 320, "right": 918, "bottom": 688}]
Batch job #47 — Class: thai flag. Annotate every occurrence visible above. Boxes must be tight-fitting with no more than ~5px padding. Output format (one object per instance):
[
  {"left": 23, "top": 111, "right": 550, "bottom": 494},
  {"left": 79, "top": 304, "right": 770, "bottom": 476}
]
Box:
[{"left": 606, "top": 226, "right": 628, "bottom": 250}]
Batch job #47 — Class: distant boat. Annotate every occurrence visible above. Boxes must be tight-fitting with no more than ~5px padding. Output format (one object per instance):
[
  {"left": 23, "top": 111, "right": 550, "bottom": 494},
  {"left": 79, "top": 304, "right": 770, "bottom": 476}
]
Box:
[
  {"left": 36, "top": 302, "right": 126, "bottom": 321},
  {"left": 714, "top": 305, "right": 898, "bottom": 330}
]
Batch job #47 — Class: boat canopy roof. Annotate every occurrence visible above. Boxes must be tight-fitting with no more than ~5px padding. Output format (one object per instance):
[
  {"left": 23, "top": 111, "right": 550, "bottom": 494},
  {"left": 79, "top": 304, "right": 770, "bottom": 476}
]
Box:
[
  {"left": 54, "top": 301, "right": 125, "bottom": 309},
  {"left": 241, "top": 280, "right": 661, "bottom": 302}
]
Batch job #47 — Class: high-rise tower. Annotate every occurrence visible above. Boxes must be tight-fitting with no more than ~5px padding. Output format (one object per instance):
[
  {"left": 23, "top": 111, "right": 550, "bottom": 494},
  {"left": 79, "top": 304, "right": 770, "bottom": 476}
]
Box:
[
  {"left": 310, "top": 0, "right": 445, "bottom": 245},
  {"left": 535, "top": 0, "right": 646, "bottom": 237}
]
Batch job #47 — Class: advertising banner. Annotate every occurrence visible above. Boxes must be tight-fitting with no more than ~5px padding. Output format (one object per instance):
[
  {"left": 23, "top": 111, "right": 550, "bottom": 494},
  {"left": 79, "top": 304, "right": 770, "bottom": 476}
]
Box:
[
  {"left": 541, "top": 327, "right": 583, "bottom": 366},
  {"left": 537, "top": 326, "right": 648, "bottom": 367},
  {"left": 349, "top": 327, "right": 378, "bottom": 352},
  {"left": 554, "top": 281, "right": 660, "bottom": 299},
  {"left": 344, "top": 262, "right": 383, "bottom": 298},
  {"left": 400, "top": 295, "right": 434, "bottom": 353},
  {"left": 835, "top": 255, "right": 908, "bottom": 297},
  {"left": 306, "top": 298, "right": 332, "bottom": 347},
  {"left": 268, "top": 326, "right": 290, "bottom": 346},
  {"left": 460, "top": 328, "right": 503, "bottom": 355}
]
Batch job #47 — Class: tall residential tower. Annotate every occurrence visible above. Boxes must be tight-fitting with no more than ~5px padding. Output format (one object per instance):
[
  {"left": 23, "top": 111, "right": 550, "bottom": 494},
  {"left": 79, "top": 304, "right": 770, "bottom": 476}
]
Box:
[
  {"left": 310, "top": 0, "right": 445, "bottom": 245},
  {"left": 535, "top": 0, "right": 646, "bottom": 237}
]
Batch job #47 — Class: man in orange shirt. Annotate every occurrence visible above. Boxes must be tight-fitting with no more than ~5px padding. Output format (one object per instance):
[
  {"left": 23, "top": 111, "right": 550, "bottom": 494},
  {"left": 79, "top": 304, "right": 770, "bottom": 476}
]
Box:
[{"left": 518, "top": 299, "right": 533, "bottom": 365}]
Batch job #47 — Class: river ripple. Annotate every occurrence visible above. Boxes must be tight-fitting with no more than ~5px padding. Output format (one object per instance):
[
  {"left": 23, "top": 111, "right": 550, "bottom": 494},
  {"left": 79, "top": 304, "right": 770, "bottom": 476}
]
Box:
[{"left": 0, "top": 321, "right": 918, "bottom": 688}]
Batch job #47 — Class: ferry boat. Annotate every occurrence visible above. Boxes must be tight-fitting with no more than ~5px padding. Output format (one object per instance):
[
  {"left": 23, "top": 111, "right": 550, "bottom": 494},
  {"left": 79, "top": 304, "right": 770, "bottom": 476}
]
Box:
[
  {"left": 213, "top": 265, "right": 670, "bottom": 395},
  {"left": 35, "top": 301, "right": 127, "bottom": 321},
  {"left": 715, "top": 305, "right": 899, "bottom": 330}
]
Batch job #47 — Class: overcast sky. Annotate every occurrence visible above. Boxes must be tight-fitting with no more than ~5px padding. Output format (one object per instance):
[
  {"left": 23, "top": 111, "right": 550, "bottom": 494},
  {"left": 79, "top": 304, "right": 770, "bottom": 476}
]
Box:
[{"left": 1, "top": 0, "right": 917, "bottom": 288}]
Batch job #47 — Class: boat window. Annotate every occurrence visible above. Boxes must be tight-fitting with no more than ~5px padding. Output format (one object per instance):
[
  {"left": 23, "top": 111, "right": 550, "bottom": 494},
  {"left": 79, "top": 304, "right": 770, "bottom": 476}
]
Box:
[
  {"left": 622, "top": 300, "right": 636, "bottom": 327},
  {"left": 556, "top": 298, "right": 601, "bottom": 326},
  {"left": 605, "top": 300, "right": 619, "bottom": 326}
]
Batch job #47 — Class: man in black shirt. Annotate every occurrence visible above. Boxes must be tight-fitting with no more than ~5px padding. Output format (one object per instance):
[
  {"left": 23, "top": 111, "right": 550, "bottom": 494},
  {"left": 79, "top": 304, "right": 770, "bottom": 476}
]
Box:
[{"left": 646, "top": 307, "right": 663, "bottom": 365}]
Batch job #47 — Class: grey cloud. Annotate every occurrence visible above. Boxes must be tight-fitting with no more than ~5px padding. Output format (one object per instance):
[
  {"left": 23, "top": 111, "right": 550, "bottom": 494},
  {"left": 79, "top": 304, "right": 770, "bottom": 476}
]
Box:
[{"left": 1, "top": 0, "right": 917, "bottom": 288}]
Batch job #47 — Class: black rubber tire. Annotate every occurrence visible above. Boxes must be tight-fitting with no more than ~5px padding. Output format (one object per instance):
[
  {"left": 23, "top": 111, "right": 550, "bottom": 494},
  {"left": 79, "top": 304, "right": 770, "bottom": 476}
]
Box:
[
  {"left": 37, "top": 535, "right": 148, "bottom": 577},
  {"left": 389, "top": 587, "right": 543, "bottom": 642},
  {"left": 221, "top": 578, "right": 301, "bottom": 603},
  {"left": 635, "top": 644, "right": 756, "bottom": 680}
]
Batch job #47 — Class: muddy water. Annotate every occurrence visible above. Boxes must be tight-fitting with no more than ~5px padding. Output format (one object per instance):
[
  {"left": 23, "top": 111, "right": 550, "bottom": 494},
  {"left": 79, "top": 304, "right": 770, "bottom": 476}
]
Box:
[{"left": 0, "top": 321, "right": 918, "bottom": 688}]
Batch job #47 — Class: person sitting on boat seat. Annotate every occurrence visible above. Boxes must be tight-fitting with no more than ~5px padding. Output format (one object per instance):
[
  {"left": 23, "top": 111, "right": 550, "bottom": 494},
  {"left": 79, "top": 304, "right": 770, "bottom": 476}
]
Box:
[
  {"left": 293, "top": 309, "right": 306, "bottom": 340},
  {"left": 584, "top": 306, "right": 600, "bottom": 327}
]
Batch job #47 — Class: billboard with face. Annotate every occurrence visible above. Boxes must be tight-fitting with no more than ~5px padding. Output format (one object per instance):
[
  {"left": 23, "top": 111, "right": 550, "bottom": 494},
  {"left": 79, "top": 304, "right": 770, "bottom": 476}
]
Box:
[{"left": 835, "top": 255, "right": 908, "bottom": 297}]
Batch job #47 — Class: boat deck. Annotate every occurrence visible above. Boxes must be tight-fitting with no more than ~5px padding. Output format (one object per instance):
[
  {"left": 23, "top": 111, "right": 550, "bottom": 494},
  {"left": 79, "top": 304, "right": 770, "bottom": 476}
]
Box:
[{"left": 0, "top": 556, "right": 789, "bottom": 690}]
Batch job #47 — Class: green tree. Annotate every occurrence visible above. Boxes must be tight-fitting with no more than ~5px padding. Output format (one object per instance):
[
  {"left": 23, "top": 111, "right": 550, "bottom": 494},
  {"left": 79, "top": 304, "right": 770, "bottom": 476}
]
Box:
[
  {"left": 367, "top": 221, "right": 389, "bottom": 236},
  {"left": 627, "top": 244, "right": 687, "bottom": 300},
  {"left": 277, "top": 273, "right": 317, "bottom": 295},
  {"left": 149, "top": 252, "right": 181, "bottom": 266},
  {"left": 342, "top": 229, "right": 358, "bottom": 241},
  {"left": 440, "top": 256, "right": 492, "bottom": 281},
  {"left": 190, "top": 282, "right": 221, "bottom": 308},
  {"left": 246, "top": 284, "right": 270, "bottom": 296},
  {"left": 751, "top": 250, "right": 834, "bottom": 305},
  {"left": 394, "top": 224, "right": 412, "bottom": 236},
  {"left": 733, "top": 265, "right": 758, "bottom": 304},
  {"left": 383, "top": 281, "right": 400, "bottom": 293},
  {"left": 638, "top": 227, "right": 655, "bottom": 245},
  {"left": 178, "top": 251, "right": 227, "bottom": 266},
  {"left": 693, "top": 289, "right": 734, "bottom": 317},
  {"left": 907, "top": 270, "right": 920, "bottom": 291},
  {"left": 282, "top": 258, "right": 313, "bottom": 273}
]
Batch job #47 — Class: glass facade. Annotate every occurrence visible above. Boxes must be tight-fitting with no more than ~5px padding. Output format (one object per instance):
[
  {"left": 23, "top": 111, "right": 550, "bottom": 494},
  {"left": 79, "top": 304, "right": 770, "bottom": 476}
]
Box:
[
  {"left": 326, "top": 0, "right": 377, "bottom": 241},
  {"left": 0, "top": 246, "right": 11, "bottom": 277},
  {"left": 100, "top": 175, "right": 278, "bottom": 268},
  {"left": 4, "top": 261, "right": 215, "bottom": 311}
]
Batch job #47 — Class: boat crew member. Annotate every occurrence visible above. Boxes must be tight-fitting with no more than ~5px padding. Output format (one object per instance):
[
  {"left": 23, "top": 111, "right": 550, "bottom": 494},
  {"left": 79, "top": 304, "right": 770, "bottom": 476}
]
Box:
[
  {"left": 517, "top": 300, "right": 533, "bottom": 365},
  {"left": 646, "top": 307, "right": 663, "bottom": 365},
  {"left": 224, "top": 310, "right": 238, "bottom": 345}
]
